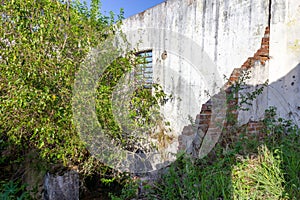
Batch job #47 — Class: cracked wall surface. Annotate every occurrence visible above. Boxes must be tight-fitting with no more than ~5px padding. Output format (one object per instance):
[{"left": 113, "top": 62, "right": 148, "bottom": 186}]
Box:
[
  {"left": 268, "top": 0, "right": 300, "bottom": 125},
  {"left": 121, "top": 0, "right": 300, "bottom": 156}
]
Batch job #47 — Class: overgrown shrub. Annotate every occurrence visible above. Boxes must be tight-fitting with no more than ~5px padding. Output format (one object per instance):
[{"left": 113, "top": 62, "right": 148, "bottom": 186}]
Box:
[
  {"left": 114, "top": 108, "right": 300, "bottom": 200},
  {"left": 0, "top": 180, "right": 31, "bottom": 200},
  {"left": 0, "top": 0, "right": 127, "bottom": 168},
  {"left": 1, "top": 0, "right": 172, "bottom": 197}
]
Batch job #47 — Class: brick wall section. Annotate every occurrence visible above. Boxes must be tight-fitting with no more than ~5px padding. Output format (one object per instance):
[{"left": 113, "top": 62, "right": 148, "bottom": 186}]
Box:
[
  {"left": 226, "top": 26, "right": 270, "bottom": 136},
  {"left": 178, "top": 27, "right": 270, "bottom": 153},
  {"left": 198, "top": 101, "right": 212, "bottom": 133},
  {"left": 246, "top": 121, "right": 265, "bottom": 139}
]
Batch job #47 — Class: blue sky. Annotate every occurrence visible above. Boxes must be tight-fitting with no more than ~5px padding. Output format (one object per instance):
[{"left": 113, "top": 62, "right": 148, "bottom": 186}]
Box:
[{"left": 83, "top": 0, "right": 165, "bottom": 18}]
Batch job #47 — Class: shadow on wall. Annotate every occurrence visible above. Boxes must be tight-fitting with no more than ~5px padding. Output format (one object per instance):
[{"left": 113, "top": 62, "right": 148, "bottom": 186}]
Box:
[
  {"left": 266, "top": 63, "right": 300, "bottom": 125},
  {"left": 161, "top": 63, "right": 300, "bottom": 200},
  {"left": 181, "top": 62, "right": 300, "bottom": 160}
]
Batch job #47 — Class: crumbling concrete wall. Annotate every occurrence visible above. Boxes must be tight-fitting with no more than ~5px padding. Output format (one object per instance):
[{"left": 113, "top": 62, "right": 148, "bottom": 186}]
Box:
[
  {"left": 268, "top": 0, "right": 300, "bottom": 126},
  {"left": 239, "top": 0, "right": 300, "bottom": 127},
  {"left": 121, "top": 0, "right": 300, "bottom": 157},
  {"left": 122, "top": 0, "right": 269, "bottom": 145}
]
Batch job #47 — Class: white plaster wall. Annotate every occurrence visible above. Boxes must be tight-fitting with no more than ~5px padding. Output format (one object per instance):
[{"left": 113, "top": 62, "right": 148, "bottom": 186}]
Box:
[
  {"left": 238, "top": 62, "right": 270, "bottom": 125},
  {"left": 269, "top": 0, "right": 300, "bottom": 126},
  {"left": 121, "top": 0, "right": 270, "bottom": 136}
]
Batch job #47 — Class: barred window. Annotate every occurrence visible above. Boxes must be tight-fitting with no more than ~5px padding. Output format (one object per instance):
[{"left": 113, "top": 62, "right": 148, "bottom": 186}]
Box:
[{"left": 135, "top": 50, "right": 153, "bottom": 89}]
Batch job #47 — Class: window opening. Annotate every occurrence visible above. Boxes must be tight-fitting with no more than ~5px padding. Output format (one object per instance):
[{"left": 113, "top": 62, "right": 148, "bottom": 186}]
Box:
[{"left": 135, "top": 50, "right": 153, "bottom": 89}]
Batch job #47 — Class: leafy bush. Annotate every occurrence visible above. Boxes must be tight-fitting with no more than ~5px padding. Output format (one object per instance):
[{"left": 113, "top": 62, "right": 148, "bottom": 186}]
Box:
[
  {"left": 113, "top": 107, "right": 300, "bottom": 200},
  {"left": 95, "top": 49, "right": 173, "bottom": 152},
  {"left": 0, "top": 0, "right": 123, "bottom": 169},
  {"left": 0, "top": 180, "right": 31, "bottom": 200},
  {"left": 109, "top": 180, "right": 139, "bottom": 200},
  {"left": 1, "top": 0, "right": 171, "bottom": 197}
]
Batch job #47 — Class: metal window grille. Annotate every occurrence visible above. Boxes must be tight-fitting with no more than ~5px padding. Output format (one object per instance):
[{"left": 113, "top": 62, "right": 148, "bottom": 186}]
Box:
[{"left": 135, "top": 50, "right": 153, "bottom": 89}]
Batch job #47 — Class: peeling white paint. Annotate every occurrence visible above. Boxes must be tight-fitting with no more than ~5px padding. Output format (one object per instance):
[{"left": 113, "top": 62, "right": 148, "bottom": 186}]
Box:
[{"left": 122, "top": 0, "right": 269, "bottom": 137}]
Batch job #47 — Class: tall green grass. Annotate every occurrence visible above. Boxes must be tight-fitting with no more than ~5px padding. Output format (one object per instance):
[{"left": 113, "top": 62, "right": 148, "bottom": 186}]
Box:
[
  {"left": 113, "top": 109, "right": 300, "bottom": 200},
  {"left": 232, "top": 145, "right": 286, "bottom": 199}
]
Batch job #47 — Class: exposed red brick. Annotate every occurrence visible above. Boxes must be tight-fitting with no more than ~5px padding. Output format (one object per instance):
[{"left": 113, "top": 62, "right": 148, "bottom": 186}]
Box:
[{"left": 178, "top": 27, "right": 270, "bottom": 152}]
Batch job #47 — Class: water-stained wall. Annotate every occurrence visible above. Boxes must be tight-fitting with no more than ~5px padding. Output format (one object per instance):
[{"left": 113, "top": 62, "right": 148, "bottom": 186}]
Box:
[
  {"left": 268, "top": 0, "right": 300, "bottom": 126},
  {"left": 121, "top": 0, "right": 300, "bottom": 155},
  {"left": 239, "top": 0, "right": 300, "bottom": 126}
]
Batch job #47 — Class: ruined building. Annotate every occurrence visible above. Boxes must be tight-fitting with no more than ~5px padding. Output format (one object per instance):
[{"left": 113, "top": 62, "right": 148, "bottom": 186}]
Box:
[{"left": 119, "top": 0, "right": 300, "bottom": 160}]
